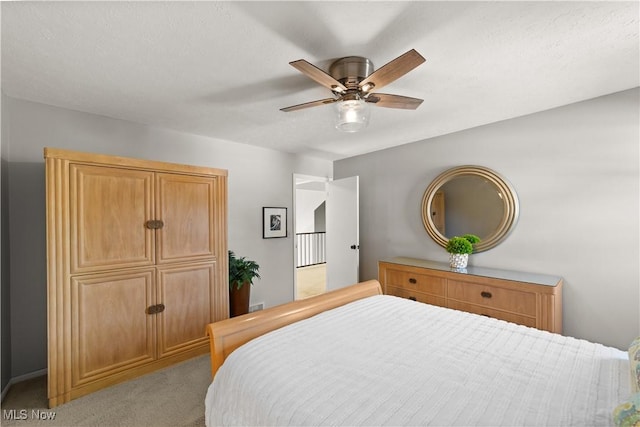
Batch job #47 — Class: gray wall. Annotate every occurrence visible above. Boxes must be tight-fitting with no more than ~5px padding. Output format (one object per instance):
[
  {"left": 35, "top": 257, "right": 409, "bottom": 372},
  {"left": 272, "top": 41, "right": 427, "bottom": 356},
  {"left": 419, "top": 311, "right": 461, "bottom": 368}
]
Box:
[
  {"left": 335, "top": 88, "right": 639, "bottom": 350},
  {"left": 2, "top": 95, "right": 332, "bottom": 379},
  {"left": 295, "top": 188, "right": 326, "bottom": 233},
  {"left": 1, "top": 93, "right": 10, "bottom": 393}
]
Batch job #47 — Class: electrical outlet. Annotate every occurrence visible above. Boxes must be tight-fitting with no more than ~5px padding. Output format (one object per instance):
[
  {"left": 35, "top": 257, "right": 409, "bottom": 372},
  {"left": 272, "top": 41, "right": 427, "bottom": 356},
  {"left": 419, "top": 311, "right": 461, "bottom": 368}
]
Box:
[{"left": 249, "top": 302, "right": 264, "bottom": 313}]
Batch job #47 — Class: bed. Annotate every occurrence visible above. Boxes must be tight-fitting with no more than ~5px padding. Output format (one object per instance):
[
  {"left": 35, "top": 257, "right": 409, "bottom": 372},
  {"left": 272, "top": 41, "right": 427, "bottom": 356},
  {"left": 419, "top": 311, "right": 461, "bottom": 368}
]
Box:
[{"left": 205, "top": 280, "right": 634, "bottom": 426}]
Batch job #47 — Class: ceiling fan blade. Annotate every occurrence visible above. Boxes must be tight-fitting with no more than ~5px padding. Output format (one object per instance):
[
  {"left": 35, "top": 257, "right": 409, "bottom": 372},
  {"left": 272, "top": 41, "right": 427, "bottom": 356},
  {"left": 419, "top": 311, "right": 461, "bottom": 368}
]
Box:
[
  {"left": 359, "top": 49, "right": 425, "bottom": 92},
  {"left": 289, "top": 60, "right": 348, "bottom": 93},
  {"left": 365, "top": 93, "right": 423, "bottom": 110},
  {"left": 280, "top": 98, "right": 338, "bottom": 112}
]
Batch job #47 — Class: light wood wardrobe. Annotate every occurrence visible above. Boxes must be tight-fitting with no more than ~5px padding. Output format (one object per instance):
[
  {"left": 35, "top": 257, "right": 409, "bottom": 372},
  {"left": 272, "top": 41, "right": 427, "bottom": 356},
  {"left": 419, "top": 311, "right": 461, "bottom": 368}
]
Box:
[{"left": 45, "top": 148, "right": 229, "bottom": 407}]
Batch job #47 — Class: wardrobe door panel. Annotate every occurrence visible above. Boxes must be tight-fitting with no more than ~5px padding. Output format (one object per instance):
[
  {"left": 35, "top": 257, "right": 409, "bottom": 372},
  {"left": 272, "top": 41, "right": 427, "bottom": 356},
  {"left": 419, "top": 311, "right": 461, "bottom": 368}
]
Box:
[
  {"left": 70, "top": 164, "right": 155, "bottom": 273},
  {"left": 157, "top": 263, "right": 214, "bottom": 357},
  {"left": 71, "top": 270, "right": 156, "bottom": 386},
  {"left": 155, "top": 174, "right": 217, "bottom": 263}
]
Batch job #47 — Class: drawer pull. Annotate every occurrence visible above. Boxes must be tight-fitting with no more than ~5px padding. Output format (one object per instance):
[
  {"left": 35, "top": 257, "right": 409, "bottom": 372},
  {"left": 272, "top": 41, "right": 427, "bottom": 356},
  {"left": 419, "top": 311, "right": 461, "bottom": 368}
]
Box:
[
  {"left": 408, "top": 296, "right": 417, "bottom": 301},
  {"left": 408, "top": 278, "right": 417, "bottom": 284},
  {"left": 480, "top": 291, "right": 492, "bottom": 299}
]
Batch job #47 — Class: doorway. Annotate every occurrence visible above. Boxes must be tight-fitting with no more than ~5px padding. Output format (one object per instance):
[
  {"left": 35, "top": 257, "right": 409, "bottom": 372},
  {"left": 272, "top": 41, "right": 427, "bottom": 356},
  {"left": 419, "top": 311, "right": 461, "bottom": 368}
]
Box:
[
  {"left": 294, "top": 175, "right": 328, "bottom": 300},
  {"left": 293, "top": 174, "right": 359, "bottom": 300}
]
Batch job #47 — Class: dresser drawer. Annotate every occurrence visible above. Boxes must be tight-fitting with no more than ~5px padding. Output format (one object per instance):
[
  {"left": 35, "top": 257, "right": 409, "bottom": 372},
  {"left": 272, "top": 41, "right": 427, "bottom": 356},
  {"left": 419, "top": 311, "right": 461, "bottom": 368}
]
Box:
[
  {"left": 447, "top": 280, "right": 537, "bottom": 316},
  {"left": 386, "top": 285, "right": 446, "bottom": 307},
  {"left": 447, "top": 300, "right": 537, "bottom": 328},
  {"left": 384, "top": 269, "right": 446, "bottom": 296}
]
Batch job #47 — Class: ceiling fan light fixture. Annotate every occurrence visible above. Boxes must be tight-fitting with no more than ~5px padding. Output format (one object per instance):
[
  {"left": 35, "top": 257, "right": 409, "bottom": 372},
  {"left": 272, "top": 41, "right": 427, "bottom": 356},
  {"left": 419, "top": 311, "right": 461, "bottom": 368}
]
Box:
[{"left": 335, "top": 98, "right": 370, "bottom": 132}]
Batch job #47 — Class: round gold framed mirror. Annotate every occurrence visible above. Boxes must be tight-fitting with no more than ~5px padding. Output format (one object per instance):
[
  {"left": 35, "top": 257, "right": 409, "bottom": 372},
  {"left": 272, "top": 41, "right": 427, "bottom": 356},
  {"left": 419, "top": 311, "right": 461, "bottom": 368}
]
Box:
[{"left": 421, "top": 165, "right": 519, "bottom": 252}]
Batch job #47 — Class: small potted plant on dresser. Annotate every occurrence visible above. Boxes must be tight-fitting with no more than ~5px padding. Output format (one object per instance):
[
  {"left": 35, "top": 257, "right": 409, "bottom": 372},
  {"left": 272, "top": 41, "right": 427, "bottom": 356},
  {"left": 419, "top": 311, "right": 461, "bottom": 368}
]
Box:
[
  {"left": 229, "top": 251, "right": 260, "bottom": 317},
  {"left": 446, "top": 234, "right": 480, "bottom": 269}
]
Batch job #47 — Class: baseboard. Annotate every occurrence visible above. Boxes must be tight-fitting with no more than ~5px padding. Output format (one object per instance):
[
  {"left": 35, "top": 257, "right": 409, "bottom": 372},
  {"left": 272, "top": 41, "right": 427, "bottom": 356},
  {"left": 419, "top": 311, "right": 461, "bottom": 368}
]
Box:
[{"left": 1, "top": 368, "right": 47, "bottom": 402}]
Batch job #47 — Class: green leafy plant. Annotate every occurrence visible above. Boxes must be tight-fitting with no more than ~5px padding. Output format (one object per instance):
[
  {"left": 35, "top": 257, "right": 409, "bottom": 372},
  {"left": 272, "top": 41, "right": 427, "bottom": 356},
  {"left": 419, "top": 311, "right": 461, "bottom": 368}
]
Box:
[
  {"left": 462, "top": 234, "right": 481, "bottom": 245},
  {"left": 229, "top": 251, "right": 260, "bottom": 290},
  {"left": 446, "top": 234, "right": 481, "bottom": 254}
]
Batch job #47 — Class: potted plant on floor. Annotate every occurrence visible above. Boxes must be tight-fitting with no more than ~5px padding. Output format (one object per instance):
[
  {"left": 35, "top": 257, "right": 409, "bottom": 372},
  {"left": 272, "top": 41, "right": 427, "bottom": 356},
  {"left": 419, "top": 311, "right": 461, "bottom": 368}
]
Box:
[
  {"left": 229, "top": 251, "right": 260, "bottom": 317},
  {"left": 446, "top": 234, "right": 480, "bottom": 269}
]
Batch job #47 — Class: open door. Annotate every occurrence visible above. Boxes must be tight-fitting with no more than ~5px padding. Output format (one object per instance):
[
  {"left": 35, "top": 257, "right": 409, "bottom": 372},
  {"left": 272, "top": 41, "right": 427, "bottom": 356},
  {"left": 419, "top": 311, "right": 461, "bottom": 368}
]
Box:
[{"left": 326, "top": 176, "right": 359, "bottom": 291}]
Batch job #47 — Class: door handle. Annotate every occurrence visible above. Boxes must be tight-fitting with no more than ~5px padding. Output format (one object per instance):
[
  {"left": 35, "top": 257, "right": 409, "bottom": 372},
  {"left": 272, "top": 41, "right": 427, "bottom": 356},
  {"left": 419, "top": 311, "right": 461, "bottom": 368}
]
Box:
[
  {"left": 145, "top": 220, "right": 164, "bottom": 230},
  {"left": 146, "top": 304, "right": 166, "bottom": 315},
  {"left": 350, "top": 244, "right": 359, "bottom": 250}
]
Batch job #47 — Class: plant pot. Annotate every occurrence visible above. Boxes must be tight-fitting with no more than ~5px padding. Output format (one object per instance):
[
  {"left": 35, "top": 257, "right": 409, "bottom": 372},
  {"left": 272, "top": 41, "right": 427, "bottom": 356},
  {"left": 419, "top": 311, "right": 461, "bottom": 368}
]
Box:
[
  {"left": 229, "top": 281, "right": 251, "bottom": 317},
  {"left": 449, "top": 253, "right": 469, "bottom": 269}
]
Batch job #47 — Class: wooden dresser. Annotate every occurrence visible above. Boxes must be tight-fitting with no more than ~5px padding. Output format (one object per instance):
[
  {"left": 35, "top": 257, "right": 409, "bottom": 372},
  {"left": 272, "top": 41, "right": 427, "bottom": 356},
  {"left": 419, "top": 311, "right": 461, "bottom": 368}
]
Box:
[
  {"left": 45, "top": 148, "right": 228, "bottom": 407},
  {"left": 378, "top": 257, "right": 563, "bottom": 333}
]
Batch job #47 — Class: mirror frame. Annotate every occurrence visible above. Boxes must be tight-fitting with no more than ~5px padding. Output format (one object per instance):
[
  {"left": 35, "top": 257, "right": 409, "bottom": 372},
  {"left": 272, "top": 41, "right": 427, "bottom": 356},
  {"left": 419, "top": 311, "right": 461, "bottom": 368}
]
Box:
[{"left": 421, "top": 165, "right": 519, "bottom": 252}]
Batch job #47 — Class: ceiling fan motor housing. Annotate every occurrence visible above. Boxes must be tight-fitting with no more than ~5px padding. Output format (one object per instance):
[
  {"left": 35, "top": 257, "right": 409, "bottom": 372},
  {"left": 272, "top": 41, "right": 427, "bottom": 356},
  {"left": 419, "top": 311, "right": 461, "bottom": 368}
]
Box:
[{"left": 329, "top": 56, "right": 374, "bottom": 90}]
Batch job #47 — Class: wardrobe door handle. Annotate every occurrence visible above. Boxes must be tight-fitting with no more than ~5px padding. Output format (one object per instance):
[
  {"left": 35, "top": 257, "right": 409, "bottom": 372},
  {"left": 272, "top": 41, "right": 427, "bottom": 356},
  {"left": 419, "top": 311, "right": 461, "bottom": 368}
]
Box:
[
  {"left": 408, "top": 278, "right": 417, "bottom": 284},
  {"left": 146, "top": 304, "right": 166, "bottom": 314},
  {"left": 480, "top": 291, "right": 492, "bottom": 299},
  {"left": 145, "top": 220, "right": 164, "bottom": 230}
]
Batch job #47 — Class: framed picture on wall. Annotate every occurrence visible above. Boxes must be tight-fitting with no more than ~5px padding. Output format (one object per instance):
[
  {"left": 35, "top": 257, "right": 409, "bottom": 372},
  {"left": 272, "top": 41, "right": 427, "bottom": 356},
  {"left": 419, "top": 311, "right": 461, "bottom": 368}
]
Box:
[{"left": 263, "top": 207, "right": 287, "bottom": 239}]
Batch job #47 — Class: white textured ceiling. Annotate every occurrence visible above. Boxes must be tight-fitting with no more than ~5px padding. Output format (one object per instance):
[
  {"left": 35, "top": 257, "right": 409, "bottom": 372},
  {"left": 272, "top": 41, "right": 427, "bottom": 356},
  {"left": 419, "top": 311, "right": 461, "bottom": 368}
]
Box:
[{"left": 2, "top": 1, "right": 638, "bottom": 160}]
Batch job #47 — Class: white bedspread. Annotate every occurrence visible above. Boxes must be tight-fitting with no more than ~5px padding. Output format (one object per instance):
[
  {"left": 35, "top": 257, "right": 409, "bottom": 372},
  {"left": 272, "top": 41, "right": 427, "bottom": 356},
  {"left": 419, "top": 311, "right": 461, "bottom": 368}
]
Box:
[{"left": 205, "top": 295, "right": 630, "bottom": 426}]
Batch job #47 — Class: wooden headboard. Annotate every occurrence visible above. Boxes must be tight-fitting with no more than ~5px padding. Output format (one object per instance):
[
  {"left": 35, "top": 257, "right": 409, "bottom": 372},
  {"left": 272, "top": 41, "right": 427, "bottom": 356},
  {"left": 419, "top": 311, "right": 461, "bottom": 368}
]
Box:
[{"left": 205, "top": 280, "right": 382, "bottom": 378}]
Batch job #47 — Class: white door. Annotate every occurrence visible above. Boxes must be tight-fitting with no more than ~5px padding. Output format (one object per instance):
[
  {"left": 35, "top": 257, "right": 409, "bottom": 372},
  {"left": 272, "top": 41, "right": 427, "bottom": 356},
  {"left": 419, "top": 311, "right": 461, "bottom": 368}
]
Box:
[{"left": 326, "top": 176, "right": 359, "bottom": 291}]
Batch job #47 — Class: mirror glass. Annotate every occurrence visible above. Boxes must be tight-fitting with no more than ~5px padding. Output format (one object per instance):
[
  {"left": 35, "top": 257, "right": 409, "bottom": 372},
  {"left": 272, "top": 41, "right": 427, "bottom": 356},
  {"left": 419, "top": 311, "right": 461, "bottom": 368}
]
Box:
[{"left": 421, "top": 166, "right": 519, "bottom": 252}]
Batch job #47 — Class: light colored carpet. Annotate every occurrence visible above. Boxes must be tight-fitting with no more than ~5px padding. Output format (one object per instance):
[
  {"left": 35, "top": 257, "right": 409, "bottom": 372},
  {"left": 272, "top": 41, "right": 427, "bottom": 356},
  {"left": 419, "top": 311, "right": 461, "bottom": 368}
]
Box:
[
  {"left": 1, "top": 355, "right": 210, "bottom": 427},
  {"left": 296, "top": 264, "right": 326, "bottom": 300}
]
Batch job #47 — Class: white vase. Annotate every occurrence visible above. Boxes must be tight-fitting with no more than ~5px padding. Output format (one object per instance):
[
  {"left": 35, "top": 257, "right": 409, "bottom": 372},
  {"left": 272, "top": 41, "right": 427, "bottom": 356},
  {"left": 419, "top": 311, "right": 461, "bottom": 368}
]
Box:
[{"left": 449, "top": 253, "right": 468, "bottom": 269}]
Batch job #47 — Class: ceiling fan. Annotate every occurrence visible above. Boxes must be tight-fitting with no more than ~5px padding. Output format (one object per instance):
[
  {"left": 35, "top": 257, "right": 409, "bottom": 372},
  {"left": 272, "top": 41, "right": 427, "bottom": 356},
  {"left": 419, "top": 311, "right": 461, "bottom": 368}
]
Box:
[{"left": 281, "top": 49, "right": 426, "bottom": 132}]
